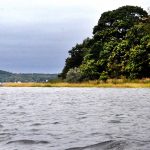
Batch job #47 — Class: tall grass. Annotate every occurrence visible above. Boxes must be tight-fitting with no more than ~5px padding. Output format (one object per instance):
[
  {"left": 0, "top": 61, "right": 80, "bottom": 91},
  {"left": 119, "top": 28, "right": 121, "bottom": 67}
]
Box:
[{"left": 2, "top": 78, "right": 150, "bottom": 88}]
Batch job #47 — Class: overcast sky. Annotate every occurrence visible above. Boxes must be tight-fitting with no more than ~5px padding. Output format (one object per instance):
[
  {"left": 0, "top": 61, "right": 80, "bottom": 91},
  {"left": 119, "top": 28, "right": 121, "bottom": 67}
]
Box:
[{"left": 0, "top": 0, "right": 149, "bottom": 73}]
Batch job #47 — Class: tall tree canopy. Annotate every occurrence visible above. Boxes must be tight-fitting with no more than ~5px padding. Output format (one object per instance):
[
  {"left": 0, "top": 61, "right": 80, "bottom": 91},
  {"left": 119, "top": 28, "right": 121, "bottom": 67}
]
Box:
[{"left": 61, "top": 5, "right": 150, "bottom": 81}]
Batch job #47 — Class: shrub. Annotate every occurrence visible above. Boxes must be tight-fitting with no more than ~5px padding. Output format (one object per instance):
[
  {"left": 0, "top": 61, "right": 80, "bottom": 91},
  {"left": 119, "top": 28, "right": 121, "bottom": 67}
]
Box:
[
  {"left": 66, "top": 67, "right": 82, "bottom": 83},
  {"left": 99, "top": 71, "right": 108, "bottom": 82}
]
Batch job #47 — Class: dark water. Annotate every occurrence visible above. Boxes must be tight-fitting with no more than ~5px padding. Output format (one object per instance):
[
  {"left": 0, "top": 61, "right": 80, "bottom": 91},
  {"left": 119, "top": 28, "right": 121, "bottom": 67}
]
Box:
[{"left": 0, "top": 87, "right": 150, "bottom": 150}]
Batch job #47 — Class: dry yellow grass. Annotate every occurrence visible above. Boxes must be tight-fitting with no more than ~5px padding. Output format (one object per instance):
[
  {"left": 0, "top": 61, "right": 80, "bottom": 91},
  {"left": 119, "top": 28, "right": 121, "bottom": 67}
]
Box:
[{"left": 2, "top": 78, "right": 150, "bottom": 88}]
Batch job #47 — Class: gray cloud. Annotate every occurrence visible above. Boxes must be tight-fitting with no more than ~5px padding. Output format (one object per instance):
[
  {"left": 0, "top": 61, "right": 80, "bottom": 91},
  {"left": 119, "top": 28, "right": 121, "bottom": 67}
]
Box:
[
  {"left": 0, "top": 0, "right": 148, "bottom": 73},
  {"left": 0, "top": 17, "right": 93, "bottom": 73}
]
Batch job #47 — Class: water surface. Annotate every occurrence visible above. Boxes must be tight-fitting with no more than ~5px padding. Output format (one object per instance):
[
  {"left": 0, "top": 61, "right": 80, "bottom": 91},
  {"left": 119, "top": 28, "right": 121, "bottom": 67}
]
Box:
[{"left": 0, "top": 87, "right": 150, "bottom": 150}]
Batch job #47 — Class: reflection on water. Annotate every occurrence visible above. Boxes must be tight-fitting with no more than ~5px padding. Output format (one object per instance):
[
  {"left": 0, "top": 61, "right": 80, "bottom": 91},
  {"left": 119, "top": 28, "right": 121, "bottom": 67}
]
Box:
[{"left": 0, "top": 87, "right": 150, "bottom": 150}]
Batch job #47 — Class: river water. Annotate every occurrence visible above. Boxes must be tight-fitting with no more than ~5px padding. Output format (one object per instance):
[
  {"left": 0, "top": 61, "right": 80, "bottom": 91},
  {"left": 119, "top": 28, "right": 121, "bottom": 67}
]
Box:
[{"left": 0, "top": 87, "right": 150, "bottom": 150}]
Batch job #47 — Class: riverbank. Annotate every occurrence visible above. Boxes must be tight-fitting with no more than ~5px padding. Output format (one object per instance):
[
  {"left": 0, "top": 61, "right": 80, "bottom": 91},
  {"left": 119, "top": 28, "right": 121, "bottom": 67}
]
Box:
[{"left": 2, "top": 78, "right": 150, "bottom": 88}]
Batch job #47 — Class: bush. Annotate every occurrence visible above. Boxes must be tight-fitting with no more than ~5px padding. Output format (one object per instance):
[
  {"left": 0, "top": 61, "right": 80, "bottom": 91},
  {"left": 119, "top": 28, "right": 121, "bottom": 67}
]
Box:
[
  {"left": 99, "top": 71, "right": 108, "bottom": 82},
  {"left": 66, "top": 67, "right": 82, "bottom": 83}
]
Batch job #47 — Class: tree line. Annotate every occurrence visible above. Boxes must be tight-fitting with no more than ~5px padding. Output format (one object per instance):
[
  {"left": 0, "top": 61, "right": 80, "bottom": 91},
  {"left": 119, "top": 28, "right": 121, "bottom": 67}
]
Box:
[
  {"left": 60, "top": 5, "right": 150, "bottom": 82},
  {"left": 0, "top": 70, "right": 57, "bottom": 82}
]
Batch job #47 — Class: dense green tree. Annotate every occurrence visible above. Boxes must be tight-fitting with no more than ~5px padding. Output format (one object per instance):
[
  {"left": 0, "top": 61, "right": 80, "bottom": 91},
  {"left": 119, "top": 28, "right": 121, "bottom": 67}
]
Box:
[
  {"left": 93, "top": 5, "right": 148, "bottom": 36},
  {"left": 61, "top": 44, "right": 84, "bottom": 78},
  {"left": 61, "top": 5, "right": 150, "bottom": 81},
  {"left": 61, "top": 38, "right": 92, "bottom": 78},
  {"left": 125, "top": 35, "right": 150, "bottom": 78},
  {"left": 80, "top": 59, "right": 99, "bottom": 80}
]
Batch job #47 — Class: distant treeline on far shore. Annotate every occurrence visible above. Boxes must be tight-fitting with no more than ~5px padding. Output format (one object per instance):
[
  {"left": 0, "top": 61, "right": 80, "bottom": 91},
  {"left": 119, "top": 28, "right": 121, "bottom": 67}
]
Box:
[{"left": 0, "top": 70, "right": 58, "bottom": 83}]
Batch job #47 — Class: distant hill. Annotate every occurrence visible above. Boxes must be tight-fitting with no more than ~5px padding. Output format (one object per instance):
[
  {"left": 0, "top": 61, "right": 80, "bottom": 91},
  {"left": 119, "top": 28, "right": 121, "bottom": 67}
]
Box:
[
  {"left": 0, "top": 70, "right": 12, "bottom": 75},
  {"left": 0, "top": 70, "right": 58, "bottom": 82}
]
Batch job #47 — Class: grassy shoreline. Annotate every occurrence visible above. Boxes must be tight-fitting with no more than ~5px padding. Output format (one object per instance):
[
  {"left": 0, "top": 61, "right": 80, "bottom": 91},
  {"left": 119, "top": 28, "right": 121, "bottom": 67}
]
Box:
[{"left": 1, "top": 78, "right": 150, "bottom": 88}]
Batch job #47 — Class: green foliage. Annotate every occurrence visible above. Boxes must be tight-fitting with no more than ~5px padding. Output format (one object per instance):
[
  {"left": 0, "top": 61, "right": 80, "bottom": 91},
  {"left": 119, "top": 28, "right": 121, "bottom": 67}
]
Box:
[
  {"left": 80, "top": 59, "right": 100, "bottom": 80},
  {"left": 61, "top": 38, "right": 92, "bottom": 78},
  {"left": 61, "top": 5, "right": 150, "bottom": 82},
  {"left": 65, "top": 67, "right": 82, "bottom": 83},
  {"left": 0, "top": 70, "right": 57, "bottom": 82},
  {"left": 93, "top": 5, "right": 148, "bottom": 36},
  {"left": 99, "top": 71, "right": 108, "bottom": 82}
]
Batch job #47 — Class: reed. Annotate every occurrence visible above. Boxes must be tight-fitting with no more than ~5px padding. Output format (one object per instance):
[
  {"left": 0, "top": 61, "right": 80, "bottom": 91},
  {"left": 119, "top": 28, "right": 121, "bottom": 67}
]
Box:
[{"left": 2, "top": 78, "right": 150, "bottom": 88}]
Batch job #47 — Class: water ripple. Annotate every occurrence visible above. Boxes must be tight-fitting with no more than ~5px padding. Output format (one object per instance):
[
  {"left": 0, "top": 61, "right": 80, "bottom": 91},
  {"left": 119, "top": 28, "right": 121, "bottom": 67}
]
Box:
[
  {"left": 66, "top": 140, "right": 127, "bottom": 150},
  {"left": 0, "top": 87, "right": 149, "bottom": 150},
  {"left": 7, "top": 139, "right": 49, "bottom": 145}
]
